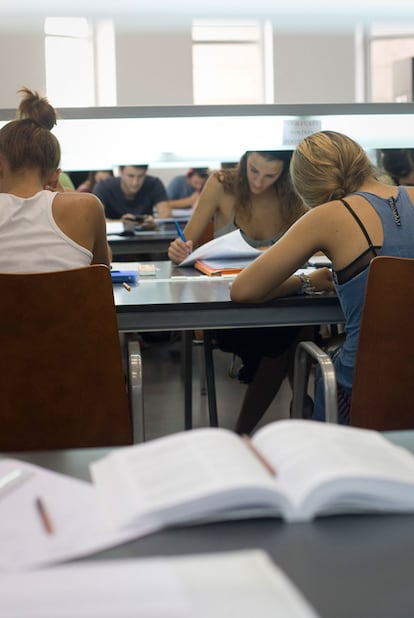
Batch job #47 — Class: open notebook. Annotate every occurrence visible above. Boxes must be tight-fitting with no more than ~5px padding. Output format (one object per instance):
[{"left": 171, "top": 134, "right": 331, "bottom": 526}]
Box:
[{"left": 179, "top": 229, "right": 263, "bottom": 275}]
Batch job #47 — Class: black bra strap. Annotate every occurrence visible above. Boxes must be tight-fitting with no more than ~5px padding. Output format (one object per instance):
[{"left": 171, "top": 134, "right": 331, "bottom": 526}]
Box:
[{"left": 340, "top": 199, "right": 376, "bottom": 249}]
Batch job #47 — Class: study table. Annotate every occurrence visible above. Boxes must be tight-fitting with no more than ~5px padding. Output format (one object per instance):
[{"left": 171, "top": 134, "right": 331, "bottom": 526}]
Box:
[
  {"left": 107, "top": 217, "right": 190, "bottom": 260},
  {"left": 113, "top": 261, "right": 344, "bottom": 431},
  {"left": 4, "top": 429, "right": 414, "bottom": 618}
]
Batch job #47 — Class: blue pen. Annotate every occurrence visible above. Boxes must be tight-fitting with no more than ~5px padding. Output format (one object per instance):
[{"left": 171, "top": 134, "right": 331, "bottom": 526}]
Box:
[{"left": 174, "top": 220, "right": 187, "bottom": 243}]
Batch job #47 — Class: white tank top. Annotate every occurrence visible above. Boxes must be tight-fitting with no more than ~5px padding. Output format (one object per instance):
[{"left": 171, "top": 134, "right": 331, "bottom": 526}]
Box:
[{"left": 0, "top": 190, "right": 92, "bottom": 272}]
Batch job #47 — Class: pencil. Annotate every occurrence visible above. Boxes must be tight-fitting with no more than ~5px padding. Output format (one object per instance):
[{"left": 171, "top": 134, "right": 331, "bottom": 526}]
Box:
[
  {"left": 241, "top": 435, "right": 277, "bottom": 477},
  {"left": 35, "top": 497, "right": 55, "bottom": 534},
  {"left": 122, "top": 282, "right": 131, "bottom": 292}
]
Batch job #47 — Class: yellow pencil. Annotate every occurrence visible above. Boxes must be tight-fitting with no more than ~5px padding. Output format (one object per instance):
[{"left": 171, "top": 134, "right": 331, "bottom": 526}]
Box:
[{"left": 122, "top": 282, "right": 131, "bottom": 292}]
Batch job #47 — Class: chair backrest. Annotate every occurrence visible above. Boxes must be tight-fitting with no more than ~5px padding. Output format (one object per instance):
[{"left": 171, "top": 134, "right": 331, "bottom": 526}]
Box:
[
  {"left": 350, "top": 256, "right": 414, "bottom": 431},
  {"left": 0, "top": 265, "right": 132, "bottom": 450}
]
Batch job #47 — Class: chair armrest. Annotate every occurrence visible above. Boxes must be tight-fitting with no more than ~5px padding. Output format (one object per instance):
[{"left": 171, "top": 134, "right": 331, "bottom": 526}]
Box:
[
  {"left": 291, "top": 341, "right": 338, "bottom": 424},
  {"left": 127, "top": 339, "right": 145, "bottom": 443}
]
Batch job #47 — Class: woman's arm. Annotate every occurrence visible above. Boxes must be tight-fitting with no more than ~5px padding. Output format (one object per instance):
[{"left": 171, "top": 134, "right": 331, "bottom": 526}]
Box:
[
  {"left": 168, "top": 175, "right": 225, "bottom": 264},
  {"left": 230, "top": 208, "right": 335, "bottom": 303},
  {"left": 90, "top": 199, "right": 111, "bottom": 266}
]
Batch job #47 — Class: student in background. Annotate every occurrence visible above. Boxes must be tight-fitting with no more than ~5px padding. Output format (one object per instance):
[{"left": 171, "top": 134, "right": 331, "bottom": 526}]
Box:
[
  {"left": 93, "top": 164, "right": 170, "bottom": 220},
  {"left": 231, "top": 130, "right": 414, "bottom": 423},
  {"left": 77, "top": 170, "right": 114, "bottom": 193},
  {"left": 379, "top": 148, "right": 414, "bottom": 186},
  {"left": 166, "top": 167, "right": 209, "bottom": 209},
  {"left": 59, "top": 171, "right": 75, "bottom": 191},
  {"left": 169, "top": 150, "right": 309, "bottom": 435},
  {"left": 0, "top": 87, "right": 109, "bottom": 271}
]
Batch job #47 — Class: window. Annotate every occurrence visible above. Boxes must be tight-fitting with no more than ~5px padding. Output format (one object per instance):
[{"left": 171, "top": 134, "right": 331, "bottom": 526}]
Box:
[
  {"left": 369, "top": 24, "right": 414, "bottom": 102},
  {"left": 45, "top": 17, "right": 94, "bottom": 107},
  {"left": 44, "top": 17, "right": 116, "bottom": 107},
  {"left": 192, "top": 20, "right": 273, "bottom": 105}
]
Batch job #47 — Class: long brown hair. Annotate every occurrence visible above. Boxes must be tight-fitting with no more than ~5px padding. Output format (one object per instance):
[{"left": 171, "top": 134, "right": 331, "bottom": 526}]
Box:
[
  {"left": 214, "top": 150, "right": 307, "bottom": 231},
  {"left": 0, "top": 87, "right": 60, "bottom": 183}
]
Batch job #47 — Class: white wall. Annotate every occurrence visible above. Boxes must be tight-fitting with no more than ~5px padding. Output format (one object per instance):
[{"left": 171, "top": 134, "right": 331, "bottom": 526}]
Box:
[
  {"left": 0, "top": 24, "right": 358, "bottom": 109},
  {"left": 0, "top": 34, "right": 46, "bottom": 108},
  {"left": 115, "top": 30, "right": 194, "bottom": 105},
  {"left": 273, "top": 33, "right": 357, "bottom": 103}
]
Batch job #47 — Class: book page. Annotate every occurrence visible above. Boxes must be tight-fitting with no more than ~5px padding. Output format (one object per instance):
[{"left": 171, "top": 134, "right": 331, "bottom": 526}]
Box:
[
  {"left": 0, "top": 550, "right": 319, "bottom": 618},
  {"left": 0, "top": 459, "right": 158, "bottom": 572},
  {"left": 91, "top": 428, "right": 288, "bottom": 529},
  {"left": 179, "top": 229, "right": 262, "bottom": 266},
  {"left": 252, "top": 420, "right": 414, "bottom": 520}
]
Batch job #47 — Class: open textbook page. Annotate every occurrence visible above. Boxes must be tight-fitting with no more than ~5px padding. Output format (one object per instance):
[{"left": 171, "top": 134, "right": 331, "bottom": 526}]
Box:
[
  {"left": 0, "top": 550, "right": 319, "bottom": 618},
  {"left": 91, "top": 420, "right": 414, "bottom": 529},
  {"left": 179, "top": 229, "right": 262, "bottom": 267},
  {"left": 0, "top": 459, "right": 158, "bottom": 572}
]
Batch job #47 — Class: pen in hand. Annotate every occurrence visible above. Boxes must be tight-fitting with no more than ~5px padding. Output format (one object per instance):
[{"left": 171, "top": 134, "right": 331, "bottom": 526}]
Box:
[{"left": 174, "top": 220, "right": 187, "bottom": 243}]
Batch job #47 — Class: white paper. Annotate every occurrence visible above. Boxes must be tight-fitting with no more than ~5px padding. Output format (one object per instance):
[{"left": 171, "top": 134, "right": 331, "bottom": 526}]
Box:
[
  {"left": 0, "top": 459, "right": 159, "bottom": 572},
  {"left": 106, "top": 221, "right": 124, "bottom": 235},
  {"left": 0, "top": 550, "right": 319, "bottom": 618},
  {"left": 179, "top": 229, "right": 262, "bottom": 266}
]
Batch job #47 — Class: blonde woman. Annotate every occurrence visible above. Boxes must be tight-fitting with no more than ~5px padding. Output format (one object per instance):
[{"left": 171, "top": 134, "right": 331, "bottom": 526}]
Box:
[{"left": 231, "top": 131, "right": 414, "bottom": 423}]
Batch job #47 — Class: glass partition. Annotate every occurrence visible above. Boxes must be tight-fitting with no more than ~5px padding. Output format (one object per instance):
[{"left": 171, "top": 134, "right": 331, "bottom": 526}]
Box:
[{"left": 1, "top": 103, "right": 414, "bottom": 170}]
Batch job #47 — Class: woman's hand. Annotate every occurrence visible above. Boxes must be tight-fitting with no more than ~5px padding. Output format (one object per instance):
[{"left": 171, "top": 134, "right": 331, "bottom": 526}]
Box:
[
  {"left": 168, "top": 238, "right": 193, "bottom": 264},
  {"left": 309, "top": 267, "right": 335, "bottom": 293}
]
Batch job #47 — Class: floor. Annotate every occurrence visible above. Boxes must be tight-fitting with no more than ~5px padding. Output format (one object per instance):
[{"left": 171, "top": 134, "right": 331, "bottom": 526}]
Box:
[{"left": 139, "top": 332, "right": 293, "bottom": 442}]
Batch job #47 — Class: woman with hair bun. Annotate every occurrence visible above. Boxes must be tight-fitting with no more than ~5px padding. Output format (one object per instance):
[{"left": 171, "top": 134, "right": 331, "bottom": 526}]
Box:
[
  {"left": 0, "top": 87, "right": 109, "bottom": 271},
  {"left": 231, "top": 130, "right": 414, "bottom": 423}
]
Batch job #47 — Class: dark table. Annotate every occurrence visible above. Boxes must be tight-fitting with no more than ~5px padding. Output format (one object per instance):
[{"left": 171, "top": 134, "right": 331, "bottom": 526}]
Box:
[{"left": 6, "top": 429, "right": 414, "bottom": 618}]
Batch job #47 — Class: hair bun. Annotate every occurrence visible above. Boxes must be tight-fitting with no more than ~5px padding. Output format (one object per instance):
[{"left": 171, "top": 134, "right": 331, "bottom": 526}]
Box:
[{"left": 17, "top": 86, "right": 57, "bottom": 131}]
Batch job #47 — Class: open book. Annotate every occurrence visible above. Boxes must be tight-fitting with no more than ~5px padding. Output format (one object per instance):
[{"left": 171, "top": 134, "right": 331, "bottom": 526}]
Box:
[
  {"left": 179, "top": 229, "right": 263, "bottom": 275},
  {"left": 90, "top": 419, "right": 414, "bottom": 530}
]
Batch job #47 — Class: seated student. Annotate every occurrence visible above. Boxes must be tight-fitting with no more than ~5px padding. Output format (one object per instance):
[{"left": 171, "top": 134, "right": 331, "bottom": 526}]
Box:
[
  {"left": 0, "top": 86, "right": 109, "bottom": 272},
  {"left": 166, "top": 167, "right": 209, "bottom": 209},
  {"left": 168, "top": 150, "right": 309, "bottom": 435},
  {"left": 379, "top": 149, "right": 414, "bottom": 186},
  {"left": 231, "top": 130, "right": 414, "bottom": 424},
  {"left": 93, "top": 164, "right": 170, "bottom": 220},
  {"left": 77, "top": 170, "right": 114, "bottom": 193},
  {"left": 59, "top": 171, "right": 75, "bottom": 191}
]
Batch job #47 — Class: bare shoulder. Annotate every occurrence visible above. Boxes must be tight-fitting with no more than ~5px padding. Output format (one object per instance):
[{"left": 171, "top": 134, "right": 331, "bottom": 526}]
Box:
[
  {"left": 54, "top": 191, "right": 104, "bottom": 213},
  {"left": 202, "top": 174, "right": 226, "bottom": 199}
]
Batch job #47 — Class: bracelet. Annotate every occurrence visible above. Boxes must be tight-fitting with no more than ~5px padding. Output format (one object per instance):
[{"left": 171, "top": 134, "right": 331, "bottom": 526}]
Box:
[{"left": 295, "top": 273, "right": 315, "bottom": 295}]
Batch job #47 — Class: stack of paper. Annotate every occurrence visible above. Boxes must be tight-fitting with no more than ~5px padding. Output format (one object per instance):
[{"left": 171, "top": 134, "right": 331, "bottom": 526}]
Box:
[{"left": 0, "top": 550, "right": 319, "bottom": 617}]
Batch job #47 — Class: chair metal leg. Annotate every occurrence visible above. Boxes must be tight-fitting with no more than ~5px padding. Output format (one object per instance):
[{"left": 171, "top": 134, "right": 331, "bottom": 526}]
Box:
[
  {"left": 203, "top": 330, "right": 219, "bottom": 427},
  {"left": 292, "top": 341, "right": 338, "bottom": 424},
  {"left": 127, "top": 339, "right": 145, "bottom": 443},
  {"left": 183, "top": 330, "right": 193, "bottom": 430}
]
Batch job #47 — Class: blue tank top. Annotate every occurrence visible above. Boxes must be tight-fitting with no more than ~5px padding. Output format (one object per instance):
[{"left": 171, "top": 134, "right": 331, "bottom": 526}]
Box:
[{"left": 334, "top": 187, "right": 414, "bottom": 390}]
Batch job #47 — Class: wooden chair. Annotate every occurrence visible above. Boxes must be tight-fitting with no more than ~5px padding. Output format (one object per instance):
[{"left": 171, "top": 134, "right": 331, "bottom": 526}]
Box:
[
  {"left": 0, "top": 265, "right": 143, "bottom": 450},
  {"left": 291, "top": 256, "right": 414, "bottom": 430}
]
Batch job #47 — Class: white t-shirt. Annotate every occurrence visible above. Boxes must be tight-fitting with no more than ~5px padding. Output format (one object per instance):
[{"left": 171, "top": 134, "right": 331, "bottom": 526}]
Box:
[{"left": 0, "top": 190, "right": 92, "bottom": 272}]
